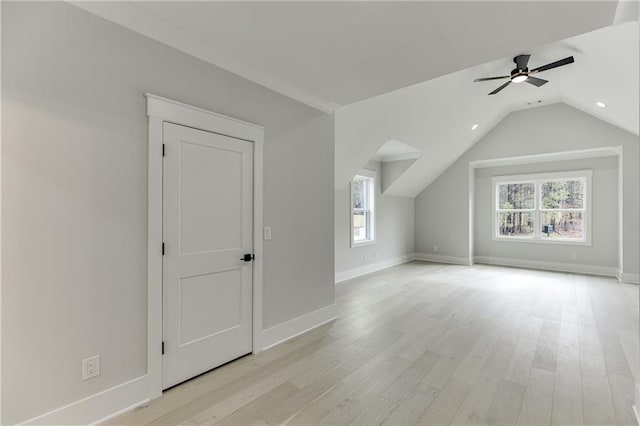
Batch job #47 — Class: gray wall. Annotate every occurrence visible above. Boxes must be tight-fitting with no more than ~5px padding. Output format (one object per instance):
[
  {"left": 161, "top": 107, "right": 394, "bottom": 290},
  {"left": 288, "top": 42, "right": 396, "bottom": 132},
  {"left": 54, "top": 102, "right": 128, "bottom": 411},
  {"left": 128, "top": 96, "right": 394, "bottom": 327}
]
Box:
[
  {"left": 415, "top": 103, "right": 639, "bottom": 276},
  {"left": 1, "top": 2, "right": 334, "bottom": 424},
  {"left": 335, "top": 161, "right": 415, "bottom": 274},
  {"left": 474, "top": 157, "right": 619, "bottom": 268},
  {"left": 381, "top": 159, "right": 416, "bottom": 193}
]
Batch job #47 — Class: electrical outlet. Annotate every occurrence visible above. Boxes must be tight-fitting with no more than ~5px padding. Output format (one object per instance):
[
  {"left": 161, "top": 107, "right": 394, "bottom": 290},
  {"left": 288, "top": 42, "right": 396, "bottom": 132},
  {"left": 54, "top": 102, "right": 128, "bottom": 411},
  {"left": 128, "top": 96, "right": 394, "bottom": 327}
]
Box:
[
  {"left": 263, "top": 226, "right": 272, "bottom": 240},
  {"left": 375, "top": 251, "right": 379, "bottom": 259},
  {"left": 433, "top": 245, "right": 438, "bottom": 252},
  {"left": 570, "top": 253, "right": 577, "bottom": 260},
  {"left": 82, "top": 355, "right": 100, "bottom": 381},
  {"left": 363, "top": 253, "right": 368, "bottom": 261}
]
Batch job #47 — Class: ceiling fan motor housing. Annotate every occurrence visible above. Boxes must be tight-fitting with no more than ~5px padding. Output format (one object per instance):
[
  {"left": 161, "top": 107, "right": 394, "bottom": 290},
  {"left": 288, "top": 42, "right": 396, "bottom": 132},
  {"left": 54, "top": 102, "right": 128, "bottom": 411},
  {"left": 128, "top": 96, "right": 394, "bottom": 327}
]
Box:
[{"left": 510, "top": 67, "right": 528, "bottom": 78}]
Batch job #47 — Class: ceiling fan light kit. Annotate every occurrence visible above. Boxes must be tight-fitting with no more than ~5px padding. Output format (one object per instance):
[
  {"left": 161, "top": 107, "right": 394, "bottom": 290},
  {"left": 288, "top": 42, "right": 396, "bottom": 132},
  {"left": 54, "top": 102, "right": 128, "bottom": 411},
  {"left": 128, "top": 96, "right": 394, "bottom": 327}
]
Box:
[
  {"left": 511, "top": 74, "right": 528, "bottom": 83},
  {"left": 474, "top": 54, "right": 575, "bottom": 95}
]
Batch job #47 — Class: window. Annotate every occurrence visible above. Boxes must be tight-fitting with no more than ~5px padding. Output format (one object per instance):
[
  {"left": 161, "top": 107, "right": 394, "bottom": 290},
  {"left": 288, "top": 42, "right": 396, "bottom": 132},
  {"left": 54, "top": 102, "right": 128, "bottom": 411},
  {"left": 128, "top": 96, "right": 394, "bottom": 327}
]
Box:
[
  {"left": 351, "top": 171, "right": 376, "bottom": 246},
  {"left": 493, "top": 170, "right": 592, "bottom": 244}
]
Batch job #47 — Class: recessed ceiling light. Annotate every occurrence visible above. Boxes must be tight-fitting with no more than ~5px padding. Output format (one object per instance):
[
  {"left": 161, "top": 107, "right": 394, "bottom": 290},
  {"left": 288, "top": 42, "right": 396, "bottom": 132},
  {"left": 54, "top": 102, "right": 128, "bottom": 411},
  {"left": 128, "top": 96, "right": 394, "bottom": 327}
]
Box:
[
  {"left": 471, "top": 124, "right": 479, "bottom": 130},
  {"left": 596, "top": 101, "right": 606, "bottom": 108}
]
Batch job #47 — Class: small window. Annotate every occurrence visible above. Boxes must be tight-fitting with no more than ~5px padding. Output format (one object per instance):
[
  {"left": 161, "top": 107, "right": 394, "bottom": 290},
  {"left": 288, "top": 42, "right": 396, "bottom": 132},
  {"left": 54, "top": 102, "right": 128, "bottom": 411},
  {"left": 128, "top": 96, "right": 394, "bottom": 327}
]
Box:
[
  {"left": 493, "top": 170, "right": 591, "bottom": 245},
  {"left": 351, "top": 172, "right": 376, "bottom": 246}
]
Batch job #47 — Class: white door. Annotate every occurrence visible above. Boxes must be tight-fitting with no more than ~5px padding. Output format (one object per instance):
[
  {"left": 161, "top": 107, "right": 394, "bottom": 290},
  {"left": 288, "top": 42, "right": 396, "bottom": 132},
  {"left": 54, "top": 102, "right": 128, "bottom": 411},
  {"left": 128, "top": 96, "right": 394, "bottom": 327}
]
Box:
[{"left": 162, "top": 122, "right": 253, "bottom": 389}]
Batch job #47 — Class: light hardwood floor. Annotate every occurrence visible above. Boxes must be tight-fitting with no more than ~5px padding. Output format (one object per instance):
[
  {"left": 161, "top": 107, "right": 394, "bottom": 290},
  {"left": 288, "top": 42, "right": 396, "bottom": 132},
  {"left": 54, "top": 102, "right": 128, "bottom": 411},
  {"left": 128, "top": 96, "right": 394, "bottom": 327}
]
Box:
[{"left": 109, "top": 262, "right": 639, "bottom": 425}]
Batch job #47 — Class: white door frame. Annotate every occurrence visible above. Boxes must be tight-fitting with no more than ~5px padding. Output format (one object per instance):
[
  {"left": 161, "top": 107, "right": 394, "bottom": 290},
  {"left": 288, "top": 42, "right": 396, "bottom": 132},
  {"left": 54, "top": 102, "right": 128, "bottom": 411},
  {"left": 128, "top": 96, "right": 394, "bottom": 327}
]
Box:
[{"left": 145, "top": 93, "right": 265, "bottom": 399}]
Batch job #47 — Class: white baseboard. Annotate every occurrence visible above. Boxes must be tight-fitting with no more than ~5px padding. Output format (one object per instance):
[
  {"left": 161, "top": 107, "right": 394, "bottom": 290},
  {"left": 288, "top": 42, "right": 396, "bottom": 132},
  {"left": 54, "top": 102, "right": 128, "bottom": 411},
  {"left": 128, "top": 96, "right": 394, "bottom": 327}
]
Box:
[
  {"left": 335, "top": 253, "right": 416, "bottom": 283},
  {"left": 473, "top": 255, "right": 619, "bottom": 278},
  {"left": 258, "top": 303, "right": 338, "bottom": 352},
  {"left": 621, "top": 272, "right": 640, "bottom": 285},
  {"left": 414, "top": 253, "right": 471, "bottom": 266},
  {"left": 21, "top": 375, "right": 148, "bottom": 425}
]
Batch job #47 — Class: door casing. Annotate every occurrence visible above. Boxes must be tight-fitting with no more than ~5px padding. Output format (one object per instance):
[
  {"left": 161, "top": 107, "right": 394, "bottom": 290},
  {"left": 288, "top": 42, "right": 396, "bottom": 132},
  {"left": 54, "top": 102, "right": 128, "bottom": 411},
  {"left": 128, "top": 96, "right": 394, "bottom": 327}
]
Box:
[{"left": 146, "top": 93, "right": 265, "bottom": 400}]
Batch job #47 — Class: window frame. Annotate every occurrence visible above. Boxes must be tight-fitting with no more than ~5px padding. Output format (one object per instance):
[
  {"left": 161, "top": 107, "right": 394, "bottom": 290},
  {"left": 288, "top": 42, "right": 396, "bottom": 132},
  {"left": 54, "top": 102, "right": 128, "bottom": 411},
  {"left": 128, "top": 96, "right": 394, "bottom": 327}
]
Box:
[
  {"left": 492, "top": 170, "right": 593, "bottom": 246},
  {"left": 350, "top": 169, "right": 377, "bottom": 247}
]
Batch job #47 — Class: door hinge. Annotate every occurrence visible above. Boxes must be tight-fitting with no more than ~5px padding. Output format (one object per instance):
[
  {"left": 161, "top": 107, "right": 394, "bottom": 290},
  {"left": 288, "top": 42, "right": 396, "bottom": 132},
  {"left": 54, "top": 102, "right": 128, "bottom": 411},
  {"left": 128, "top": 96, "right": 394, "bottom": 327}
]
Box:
[
  {"left": 162, "top": 341, "right": 165, "bottom": 355},
  {"left": 162, "top": 144, "right": 165, "bottom": 157},
  {"left": 162, "top": 242, "right": 165, "bottom": 256}
]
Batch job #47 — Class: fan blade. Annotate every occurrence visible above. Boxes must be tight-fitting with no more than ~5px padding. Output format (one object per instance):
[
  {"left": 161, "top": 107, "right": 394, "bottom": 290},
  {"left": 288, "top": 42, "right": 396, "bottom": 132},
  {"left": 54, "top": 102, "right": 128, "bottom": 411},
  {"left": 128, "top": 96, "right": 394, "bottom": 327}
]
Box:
[
  {"left": 474, "top": 75, "right": 510, "bottom": 82},
  {"left": 489, "top": 81, "right": 511, "bottom": 95},
  {"left": 530, "top": 56, "right": 574, "bottom": 73},
  {"left": 515, "top": 54, "right": 530, "bottom": 69},
  {"left": 525, "top": 76, "right": 548, "bottom": 87}
]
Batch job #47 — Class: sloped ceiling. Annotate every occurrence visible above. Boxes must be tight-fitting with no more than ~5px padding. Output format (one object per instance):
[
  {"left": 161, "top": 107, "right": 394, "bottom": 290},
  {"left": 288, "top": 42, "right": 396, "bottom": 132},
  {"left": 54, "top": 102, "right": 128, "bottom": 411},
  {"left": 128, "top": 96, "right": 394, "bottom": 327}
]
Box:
[
  {"left": 70, "top": 1, "right": 637, "bottom": 198},
  {"left": 71, "top": 1, "right": 619, "bottom": 113},
  {"left": 372, "top": 140, "right": 421, "bottom": 162},
  {"left": 336, "top": 22, "right": 639, "bottom": 197}
]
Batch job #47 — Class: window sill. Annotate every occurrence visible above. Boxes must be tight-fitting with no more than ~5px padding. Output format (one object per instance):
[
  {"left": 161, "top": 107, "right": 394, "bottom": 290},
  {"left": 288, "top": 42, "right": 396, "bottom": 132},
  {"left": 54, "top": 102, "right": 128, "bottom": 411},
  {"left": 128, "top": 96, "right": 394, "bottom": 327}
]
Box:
[
  {"left": 351, "top": 240, "right": 376, "bottom": 248},
  {"left": 492, "top": 237, "right": 591, "bottom": 246}
]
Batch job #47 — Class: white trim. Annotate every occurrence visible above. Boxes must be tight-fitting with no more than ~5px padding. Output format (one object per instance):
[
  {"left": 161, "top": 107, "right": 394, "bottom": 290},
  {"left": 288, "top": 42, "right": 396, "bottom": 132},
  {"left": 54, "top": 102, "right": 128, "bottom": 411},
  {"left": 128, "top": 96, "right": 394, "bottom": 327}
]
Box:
[
  {"left": 468, "top": 164, "right": 475, "bottom": 264},
  {"left": 335, "top": 253, "right": 416, "bottom": 283},
  {"left": 414, "top": 253, "right": 472, "bottom": 266},
  {"left": 469, "top": 146, "right": 621, "bottom": 169},
  {"left": 469, "top": 163, "right": 477, "bottom": 275},
  {"left": 146, "top": 93, "right": 265, "bottom": 133},
  {"left": 618, "top": 149, "right": 624, "bottom": 279},
  {"left": 69, "top": 3, "right": 336, "bottom": 114},
  {"left": 489, "top": 237, "right": 592, "bottom": 246},
  {"left": 20, "top": 376, "right": 148, "bottom": 426},
  {"left": 350, "top": 169, "right": 377, "bottom": 248},
  {"left": 258, "top": 304, "right": 338, "bottom": 352},
  {"left": 145, "top": 94, "right": 264, "bottom": 398},
  {"left": 351, "top": 240, "right": 377, "bottom": 248},
  {"left": 147, "top": 115, "right": 163, "bottom": 400},
  {"left": 491, "top": 169, "right": 594, "bottom": 183},
  {"left": 621, "top": 272, "right": 640, "bottom": 285},
  {"left": 355, "top": 168, "right": 377, "bottom": 179},
  {"left": 473, "top": 255, "right": 618, "bottom": 278},
  {"left": 491, "top": 170, "right": 593, "bottom": 246}
]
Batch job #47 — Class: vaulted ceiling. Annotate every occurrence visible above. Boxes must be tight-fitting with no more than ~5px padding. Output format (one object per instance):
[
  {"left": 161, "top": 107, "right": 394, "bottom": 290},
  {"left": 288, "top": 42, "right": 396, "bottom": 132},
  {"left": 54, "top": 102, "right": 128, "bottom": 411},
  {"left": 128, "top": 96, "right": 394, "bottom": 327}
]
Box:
[
  {"left": 72, "top": 1, "right": 621, "bottom": 112},
  {"left": 71, "top": 1, "right": 638, "bottom": 197},
  {"left": 336, "top": 21, "right": 639, "bottom": 196}
]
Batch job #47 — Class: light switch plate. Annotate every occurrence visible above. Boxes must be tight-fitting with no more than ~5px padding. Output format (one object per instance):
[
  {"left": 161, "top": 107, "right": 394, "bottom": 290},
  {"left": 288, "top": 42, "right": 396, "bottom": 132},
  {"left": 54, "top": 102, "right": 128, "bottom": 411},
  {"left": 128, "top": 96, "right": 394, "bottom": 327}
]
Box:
[{"left": 264, "top": 226, "right": 272, "bottom": 240}]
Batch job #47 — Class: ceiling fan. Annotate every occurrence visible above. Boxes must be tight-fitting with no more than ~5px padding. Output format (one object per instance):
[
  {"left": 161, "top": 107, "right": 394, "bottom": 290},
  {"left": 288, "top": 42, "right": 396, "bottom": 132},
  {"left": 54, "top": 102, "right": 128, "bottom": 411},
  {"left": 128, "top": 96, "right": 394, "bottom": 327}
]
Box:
[{"left": 474, "top": 54, "right": 574, "bottom": 95}]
